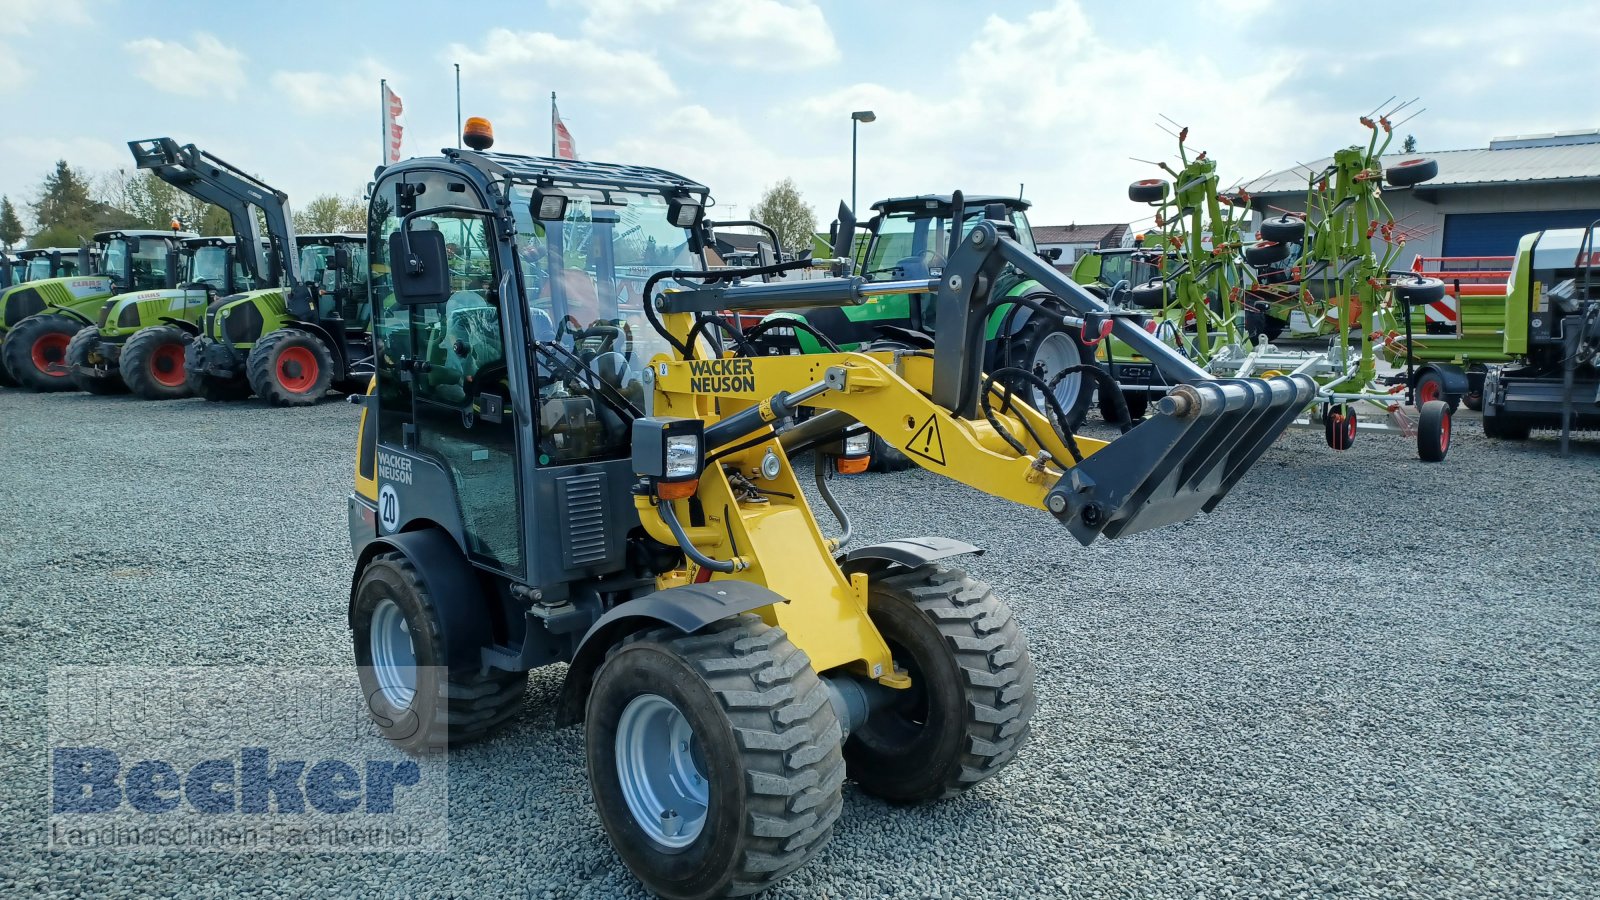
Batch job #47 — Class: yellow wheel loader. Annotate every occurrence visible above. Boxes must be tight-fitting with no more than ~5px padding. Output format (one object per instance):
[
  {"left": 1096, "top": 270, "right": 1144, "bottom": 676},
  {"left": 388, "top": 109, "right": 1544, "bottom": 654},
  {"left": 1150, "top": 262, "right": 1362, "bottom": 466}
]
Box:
[{"left": 347, "top": 125, "right": 1313, "bottom": 899}]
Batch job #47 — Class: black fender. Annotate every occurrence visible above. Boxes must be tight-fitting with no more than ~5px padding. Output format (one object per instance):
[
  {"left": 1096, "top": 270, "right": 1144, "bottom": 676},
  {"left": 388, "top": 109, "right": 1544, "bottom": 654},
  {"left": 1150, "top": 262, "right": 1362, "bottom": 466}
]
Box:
[
  {"left": 1414, "top": 362, "right": 1469, "bottom": 398},
  {"left": 160, "top": 317, "right": 202, "bottom": 336},
  {"left": 554, "top": 581, "right": 788, "bottom": 726},
  {"left": 348, "top": 526, "right": 496, "bottom": 672},
  {"left": 838, "top": 535, "right": 983, "bottom": 578}
]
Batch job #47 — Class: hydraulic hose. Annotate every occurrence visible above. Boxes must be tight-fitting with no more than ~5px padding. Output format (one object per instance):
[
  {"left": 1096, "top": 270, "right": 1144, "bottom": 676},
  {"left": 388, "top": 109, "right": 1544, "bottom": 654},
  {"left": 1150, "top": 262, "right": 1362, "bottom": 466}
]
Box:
[
  {"left": 813, "top": 455, "right": 852, "bottom": 549},
  {"left": 657, "top": 500, "right": 739, "bottom": 573}
]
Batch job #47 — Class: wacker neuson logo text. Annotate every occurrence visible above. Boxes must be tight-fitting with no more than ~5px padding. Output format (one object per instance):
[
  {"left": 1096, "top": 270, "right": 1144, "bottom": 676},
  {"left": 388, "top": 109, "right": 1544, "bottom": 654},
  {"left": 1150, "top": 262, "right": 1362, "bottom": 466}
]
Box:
[{"left": 48, "top": 667, "right": 448, "bottom": 852}]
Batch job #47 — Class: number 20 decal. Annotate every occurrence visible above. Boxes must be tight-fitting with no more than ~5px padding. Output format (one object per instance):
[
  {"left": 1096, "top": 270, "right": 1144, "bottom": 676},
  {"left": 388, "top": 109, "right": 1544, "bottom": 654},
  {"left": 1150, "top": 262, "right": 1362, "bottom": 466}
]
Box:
[{"left": 378, "top": 484, "right": 400, "bottom": 533}]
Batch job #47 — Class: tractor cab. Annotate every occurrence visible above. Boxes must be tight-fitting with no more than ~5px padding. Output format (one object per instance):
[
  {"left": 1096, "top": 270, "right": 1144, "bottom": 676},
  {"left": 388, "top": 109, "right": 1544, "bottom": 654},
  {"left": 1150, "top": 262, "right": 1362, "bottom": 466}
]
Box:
[
  {"left": 181, "top": 236, "right": 257, "bottom": 297},
  {"left": 94, "top": 229, "right": 196, "bottom": 294},
  {"left": 2, "top": 251, "right": 24, "bottom": 288},
  {"left": 1071, "top": 247, "right": 1165, "bottom": 307},
  {"left": 296, "top": 233, "right": 369, "bottom": 330},
  {"left": 18, "top": 247, "right": 83, "bottom": 281}
]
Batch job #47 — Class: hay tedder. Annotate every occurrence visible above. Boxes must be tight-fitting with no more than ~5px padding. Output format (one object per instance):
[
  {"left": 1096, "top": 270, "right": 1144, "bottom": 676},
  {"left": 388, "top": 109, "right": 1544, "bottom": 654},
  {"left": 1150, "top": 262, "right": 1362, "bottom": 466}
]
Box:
[{"left": 344, "top": 121, "right": 1314, "bottom": 898}]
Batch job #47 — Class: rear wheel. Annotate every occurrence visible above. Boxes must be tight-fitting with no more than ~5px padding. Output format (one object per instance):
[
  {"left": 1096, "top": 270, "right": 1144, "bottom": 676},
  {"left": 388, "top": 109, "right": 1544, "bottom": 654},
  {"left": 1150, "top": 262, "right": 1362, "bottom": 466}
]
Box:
[
  {"left": 1006, "top": 313, "right": 1094, "bottom": 432},
  {"left": 1413, "top": 371, "right": 1459, "bottom": 413},
  {"left": 1417, "top": 400, "right": 1451, "bottom": 462},
  {"left": 845, "top": 565, "right": 1035, "bottom": 802},
  {"left": 586, "top": 616, "right": 844, "bottom": 900},
  {"left": 247, "top": 329, "right": 335, "bottom": 406},
  {"left": 122, "top": 326, "right": 193, "bottom": 401},
  {"left": 3, "top": 314, "right": 87, "bottom": 392},
  {"left": 65, "top": 327, "right": 127, "bottom": 395},
  {"left": 352, "top": 552, "right": 528, "bottom": 753}
]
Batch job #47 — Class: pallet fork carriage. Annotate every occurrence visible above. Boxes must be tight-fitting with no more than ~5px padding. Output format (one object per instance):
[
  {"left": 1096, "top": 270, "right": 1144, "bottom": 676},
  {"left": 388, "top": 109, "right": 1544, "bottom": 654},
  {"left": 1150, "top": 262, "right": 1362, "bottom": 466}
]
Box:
[
  {"left": 346, "top": 135, "right": 1313, "bottom": 898},
  {"left": 129, "top": 137, "right": 373, "bottom": 404}
]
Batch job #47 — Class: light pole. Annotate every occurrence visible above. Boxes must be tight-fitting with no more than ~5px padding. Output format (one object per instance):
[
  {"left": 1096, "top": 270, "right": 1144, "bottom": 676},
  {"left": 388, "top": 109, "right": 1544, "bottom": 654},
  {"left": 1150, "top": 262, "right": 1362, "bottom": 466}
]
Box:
[{"left": 851, "top": 110, "right": 876, "bottom": 213}]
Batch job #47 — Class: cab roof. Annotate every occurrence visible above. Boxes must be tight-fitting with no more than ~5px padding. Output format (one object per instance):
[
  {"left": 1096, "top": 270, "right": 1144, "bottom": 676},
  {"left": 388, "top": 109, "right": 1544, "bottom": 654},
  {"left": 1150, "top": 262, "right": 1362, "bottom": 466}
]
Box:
[
  {"left": 17, "top": 247, "right": 80, "bottom": 257},
  {"left": 297, "top": 233, "right": 365, "bottom": 244},
  {"left": 94, "top": 229, "right": 199, "bottom": 241},
  {"left": 427, "top": 148, "right": 709, "bottom": 195},
  {"left": 870, "top": 194, "right": 1031, "bottom": 215},
  {"left": 181, "top": 235, "right": 240, "bottom": 248}
]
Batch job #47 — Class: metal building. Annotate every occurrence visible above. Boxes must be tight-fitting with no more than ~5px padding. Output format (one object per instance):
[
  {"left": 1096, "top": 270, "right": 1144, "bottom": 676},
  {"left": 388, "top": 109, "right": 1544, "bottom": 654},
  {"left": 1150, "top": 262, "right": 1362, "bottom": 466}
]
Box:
[{"left": 1243, "top": 129, "right": 1600, "bottom": 261}]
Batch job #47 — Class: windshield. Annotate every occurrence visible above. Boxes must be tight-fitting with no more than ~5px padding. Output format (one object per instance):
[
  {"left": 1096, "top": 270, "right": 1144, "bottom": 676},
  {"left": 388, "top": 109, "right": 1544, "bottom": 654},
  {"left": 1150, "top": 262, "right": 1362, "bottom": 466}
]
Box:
[
  {"left": 26, "top": 256, "right": 53, "bottom": 280},
  {"left": 862, "top": 204, "right": 1032, "bottom": 281},
  {"left": 190, "top": 246, "right": 231, "bottom": 288},
  {"left": 299, "top": 242, "right": 366, "bottom": 286},
  {"left": 99, "top": 237, "right": 171, "bottom": 289}
]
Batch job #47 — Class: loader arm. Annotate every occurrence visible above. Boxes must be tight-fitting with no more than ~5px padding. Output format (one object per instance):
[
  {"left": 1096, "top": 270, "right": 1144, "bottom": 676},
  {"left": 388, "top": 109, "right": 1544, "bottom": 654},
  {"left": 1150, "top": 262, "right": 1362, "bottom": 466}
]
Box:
[{"left": 127, "top": 138, "right": 301, "bottom": 303}]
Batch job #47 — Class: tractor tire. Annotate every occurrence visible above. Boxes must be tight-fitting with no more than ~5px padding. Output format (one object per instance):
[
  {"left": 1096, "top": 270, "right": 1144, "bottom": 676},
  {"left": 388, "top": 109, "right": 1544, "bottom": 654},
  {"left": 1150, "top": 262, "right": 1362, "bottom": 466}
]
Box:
[
  {"left": 586, "top": 615, "right": 845, "bottom": 900},
  {"left": 185, "top": 339, "right": 252, "bottom": 402},
  {"left": 1413, "top": 370, "right": 1458, "bottom": 413},
  {"left": 1244, "top": 307, "right": 1287, "bottom": 344},
  {"left": 1129, "top": 278, "right": 1167, "bottom": 308},
  {"left": 3, "top": 314, "right": 86, "bottom": 392},
  {"left": 1006, "top": 314, "right": 1094, "bottom": 432},
  {"left": 0, "top": 340, "right": 15, "bottom": 387},
  {"left": 352, "top": 551, "right": 528, "bottom": 753},
  {"left": 1483, "top": 409, "right": 1531, "bottom": 441},
  {"left": 1463, "top": 391, "right": 1483, "bottom": 412},
  {"left": 1243, "top": 241, "right": 1290, "bottom": 267},
  {"left": 1417, "top": 399, "right": 1451, "bottom": 462},
  {"left": 121, "top": 326, "right": 193, "bottom": 401},
  {"left": 1385, "top": 157, "right": 1439, "bottom": 187},
  {"left": 1323, "top": 403, "right": 1357, "bottom": 450},
  {"left": 1258, "top": 214, "right": 1306, "bottom": 244},
  {"left": 1127, "top": 179, "right": 1169, "bottom": 203},
  {"left": 65, "top": 327, "right": 128, "bottom": 395},
  {"left": 1393, "top": 277, "right": 1445, "bottom": 306},
  {"left": 845, "top": 564, "right": 1035, "bottom": 802},
  {"left": 1100, "top": 388, "right": 1148, "bottom": 425},
  {"left": 247, "top": 328, "right": 335, "bottom": 406},
  {"left": 869, "top": 433, "right": 915, "bottom": 472}
]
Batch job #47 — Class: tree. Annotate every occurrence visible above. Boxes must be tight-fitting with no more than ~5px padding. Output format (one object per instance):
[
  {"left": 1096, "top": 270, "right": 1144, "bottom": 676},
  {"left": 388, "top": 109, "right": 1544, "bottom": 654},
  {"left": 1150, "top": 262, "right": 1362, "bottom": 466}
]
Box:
[
  {"left": 0, "top": 197, "right": 22, "bottom": 250},
  {"left": 751, "top": 178, "right": 818, "bottom": 260},
  {"left": 31, "top": 160, "right": 101, "bottom": 242},
  {"left": 1402, "top": 134, "right": 1417, "bottom": 153},
  {"left": 99, "top": 170, "right": 229, "bottom": 235},
  {"left": 293, "top": 194, "right": 366, "bottom": 234}
]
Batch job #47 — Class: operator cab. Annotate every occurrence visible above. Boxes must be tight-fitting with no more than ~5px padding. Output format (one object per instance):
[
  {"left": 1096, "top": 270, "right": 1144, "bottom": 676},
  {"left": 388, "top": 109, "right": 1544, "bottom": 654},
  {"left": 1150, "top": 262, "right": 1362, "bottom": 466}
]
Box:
[
  {"left": 179, "top": 236, "right": 259, "bottom": 297},
  {"left": 18, "top": 247, "right": 84, "bottom": 281},
  {"left": 94, "top": 229, "right": 197, "bottom": 293},
  {"left": 297, "top": 233, "right": 370, "bottom": 330}
]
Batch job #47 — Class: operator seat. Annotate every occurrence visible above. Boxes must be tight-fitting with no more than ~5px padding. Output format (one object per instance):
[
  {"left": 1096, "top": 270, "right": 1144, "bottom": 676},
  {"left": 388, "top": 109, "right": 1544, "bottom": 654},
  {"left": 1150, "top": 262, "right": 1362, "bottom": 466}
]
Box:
[{"left": 892, "top": 250, "right": 945, "bottom": 280}]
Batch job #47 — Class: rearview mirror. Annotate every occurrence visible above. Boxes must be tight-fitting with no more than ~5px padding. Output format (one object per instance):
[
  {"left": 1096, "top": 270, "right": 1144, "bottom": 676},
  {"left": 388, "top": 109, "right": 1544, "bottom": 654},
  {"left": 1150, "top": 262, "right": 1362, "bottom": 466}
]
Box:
[
  {"left": 126, "top": 237, "right": 141, "bottom": 253},
  {"left": 1043, "top": 247, "right": 1063, "bottom": 261},
  {"left": 388, "top": 229, "right": 451, "bottom": 306},
  {"left": 830, "top": 201, "right": 856, "bottom": 262}
]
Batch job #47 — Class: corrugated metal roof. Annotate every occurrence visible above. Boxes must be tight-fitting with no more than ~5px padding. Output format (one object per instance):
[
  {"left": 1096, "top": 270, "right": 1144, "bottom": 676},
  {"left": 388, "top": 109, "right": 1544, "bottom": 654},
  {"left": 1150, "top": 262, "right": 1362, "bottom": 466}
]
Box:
[{"left": 1242, "top": 142, "right": 1600, "bottom": 196}]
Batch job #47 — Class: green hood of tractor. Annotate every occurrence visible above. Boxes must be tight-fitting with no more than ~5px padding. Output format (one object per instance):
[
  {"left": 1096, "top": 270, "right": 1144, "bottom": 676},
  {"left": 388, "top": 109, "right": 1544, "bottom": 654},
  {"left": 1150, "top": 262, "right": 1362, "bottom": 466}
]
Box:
[
  {"left": 97, "top": 287, "right": 212, "bottom": 337},
  {"left": 205, "top": 286, "right": 289, "bottom": 347},
  {"left": 0, "top": 275, "right": 117, "bottom": 332}
]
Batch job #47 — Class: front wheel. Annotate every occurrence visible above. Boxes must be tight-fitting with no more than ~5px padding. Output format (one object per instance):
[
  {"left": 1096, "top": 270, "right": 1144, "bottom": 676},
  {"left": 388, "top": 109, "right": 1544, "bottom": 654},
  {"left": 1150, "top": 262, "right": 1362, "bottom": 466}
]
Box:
[
  {"left": 247, "top": 329, "right": 335, "bottom": 406},
  {"left": 845, "top": 565, "right": 1035, "bottom": 802},
  {"left": 3, "top": 314, "right": 86, "bottom": 392},
  {"left": 122, "top": 326, "right": 193, "bottom": 401},
  {"left": 65, "top": 327, "right": 128, "bottom": 395},
  {"left": 586, "top": 616, "right": 845, "bottom": 900},
  {"left": 1417, "top": 400, "right": 1451, "bottom": 462}
]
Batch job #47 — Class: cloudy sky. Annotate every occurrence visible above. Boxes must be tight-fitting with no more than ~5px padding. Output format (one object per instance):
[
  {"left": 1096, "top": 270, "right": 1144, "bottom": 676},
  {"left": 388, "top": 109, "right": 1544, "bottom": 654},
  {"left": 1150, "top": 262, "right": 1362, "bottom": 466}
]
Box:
[{"left": 2, "top": 0, "right": 1596, "bottom": 232}]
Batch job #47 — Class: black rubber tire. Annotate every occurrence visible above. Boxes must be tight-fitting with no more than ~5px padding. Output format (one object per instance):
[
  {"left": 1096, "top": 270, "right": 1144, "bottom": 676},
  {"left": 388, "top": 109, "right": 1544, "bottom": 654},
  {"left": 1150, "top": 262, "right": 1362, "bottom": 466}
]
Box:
[
  {"left": 65, "top": 327, "right": 128, "bottom": 395},
  {"left": 1413, "top": 370, "right": 1459, "bottom": 413},
  {"left": 1483, "top": 409, "right": 1531, "bottom": 441},
  {"left": 352, "top": 551, "right": 528, "bottom": 753},
  {"left": 1259, "top": 215, "right": 1306, "bottom": 244},
  {"left": 1005, "top": 313, "right": 1094, "bottom": 432},
  {"left": 121, "top": 325, "right": 193, "bottom": 401},
  {"left": 586, "top": 616, "right": 844, "bottom": 900},
  {"left": 1243, "top": 241, "right": 1290, "bottom": 267},
  {"left": 1101, "top": 388, "right": 1148, "bottom": 424},
  {"left": 1417, "top": 399, "right": 1451, "bottom": 462},
  {"left": 1393, "top": 277, "right": 1446, "bottom": 306},
  {"left": 1463, "top": 391, "right": 1483, "bottom": 412},
  {"left": 0, "top": 336, "right": 16, "bottom": 387},
  {"left": 1323, "top": 403, "right": 1357, "bottom": 450},
  {"left": 246, "top": 328, "right": 335, "bottom": 406},
  {"left": 845, "top": 564, "right": 1034, "bottom": 802},
  {"left": 1128, "top": 179, "right": 1169, "bottom": 203},
  {"left": 2, "top": 314, "right": 86, "bottom": 392},
  {"left": 1385, "top": 157, "right": 1439, "bottom": 187},
  {"left": 1129, "top": 278, "right": 1167, "bottom": 308},
  {"left": 185, "top": 338, "right": 252, "bottom": 402},
  {"left": 869, "top": 432, "right": 915, "bottom": 472},
  {"left": 1244, "top": 307, "right": 1287, "bottom": 344}
]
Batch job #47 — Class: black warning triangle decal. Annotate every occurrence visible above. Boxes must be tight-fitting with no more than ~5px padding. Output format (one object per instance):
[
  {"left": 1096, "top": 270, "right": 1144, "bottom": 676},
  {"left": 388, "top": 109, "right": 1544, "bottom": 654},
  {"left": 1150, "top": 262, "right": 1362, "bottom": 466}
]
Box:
[{"left": 905, "top": 414, "right": 947, "bottom": 465}]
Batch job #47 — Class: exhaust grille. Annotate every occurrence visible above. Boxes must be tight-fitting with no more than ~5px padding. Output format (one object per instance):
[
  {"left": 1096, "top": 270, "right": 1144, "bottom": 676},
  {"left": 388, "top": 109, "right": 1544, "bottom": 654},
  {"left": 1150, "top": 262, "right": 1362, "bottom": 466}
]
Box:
[{"left": 556, "top": 473, "right": 609, "bottom": 568}]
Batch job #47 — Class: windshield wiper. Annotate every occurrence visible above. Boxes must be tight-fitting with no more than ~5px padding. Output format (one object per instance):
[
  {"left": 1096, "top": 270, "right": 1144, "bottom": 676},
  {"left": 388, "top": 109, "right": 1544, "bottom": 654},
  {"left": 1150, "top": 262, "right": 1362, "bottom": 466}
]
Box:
[{"left": 532, "top": 340, "right": 644, "bottom": 421}]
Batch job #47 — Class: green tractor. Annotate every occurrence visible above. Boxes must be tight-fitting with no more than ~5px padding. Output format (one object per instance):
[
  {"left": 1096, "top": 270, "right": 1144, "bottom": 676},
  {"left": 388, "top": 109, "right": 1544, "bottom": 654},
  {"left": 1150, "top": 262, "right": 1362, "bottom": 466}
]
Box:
[
  {"left": 66, "top": 235, "right": 259, "bottom": 398},
  {"left": 0, "top": 230, "right": 193, "bottom": 390},
  {"left": 748, "top": 193, "right": 1101, "bottom": 465},
  {"left": 129, "top": 137, "right": 374, "bottom": 405},
  {"left": 0, "top": 250, "right": 21, "bottom": 289}
]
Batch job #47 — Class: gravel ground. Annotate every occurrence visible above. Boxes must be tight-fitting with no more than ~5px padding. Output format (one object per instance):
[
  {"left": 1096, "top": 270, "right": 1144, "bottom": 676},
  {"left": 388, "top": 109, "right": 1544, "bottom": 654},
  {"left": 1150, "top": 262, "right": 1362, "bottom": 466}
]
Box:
[{"left": 1, "top": 388, "right": 1598, "bottom": 899}]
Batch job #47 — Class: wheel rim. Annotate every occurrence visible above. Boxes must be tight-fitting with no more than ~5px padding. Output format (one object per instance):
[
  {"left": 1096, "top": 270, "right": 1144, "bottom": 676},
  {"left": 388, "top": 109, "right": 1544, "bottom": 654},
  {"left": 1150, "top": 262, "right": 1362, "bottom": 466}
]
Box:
[
  {"left": 1418, "top": 378, "right": 1440, "bottom": 404},
  {"left": 277, "top": 345, "right": 320, "bottom": 393},
  {"left": 369, "top": 598, "right": 417, "bottom": 708},
  {"left": 1439, "top": 412, "right": 1451, "bottom": 453},
  {"left": 1029, "top": 331, "right": 1083, "bottom": 415},
  {"left": 150, "top": 343, "right": 186, "bottom": 387},
  {"left": 31, "top": 332, "right": 70, "bottom": 376},
  {"left": 614, "top": 693, "right": 709, "bottom": 850}
]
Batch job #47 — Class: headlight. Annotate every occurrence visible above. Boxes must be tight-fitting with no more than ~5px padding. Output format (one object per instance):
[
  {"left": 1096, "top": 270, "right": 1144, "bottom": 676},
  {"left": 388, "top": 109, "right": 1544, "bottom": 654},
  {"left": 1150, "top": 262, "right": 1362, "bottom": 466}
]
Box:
[
  {"left": 632, "top": 416, "right": 705, "bottom": 501},
  {"left": 843, "top": 431, "right": 872, "bottom": 458},
  {"left": 665, "top": 434, "right": 701, "bottom": 479}
]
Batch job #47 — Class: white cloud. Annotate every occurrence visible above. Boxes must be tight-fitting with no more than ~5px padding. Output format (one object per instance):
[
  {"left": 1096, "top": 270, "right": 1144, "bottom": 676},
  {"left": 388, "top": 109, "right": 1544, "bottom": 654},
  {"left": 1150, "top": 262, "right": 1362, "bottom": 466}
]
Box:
[
  {"left": 0, "top": 0, "right": 89, "bottom": 35},
  {"left": 123, "top": 33, "right": 247, "bottom": 100},
  {"left": 447, "top": 28, "right": 678, "bottom": 104},
  {"left": 575, "top": 0, "right": 840, "bottom": 71},
  {"left": 271, "top": 60, "right": 390, "bottom": 116}
]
